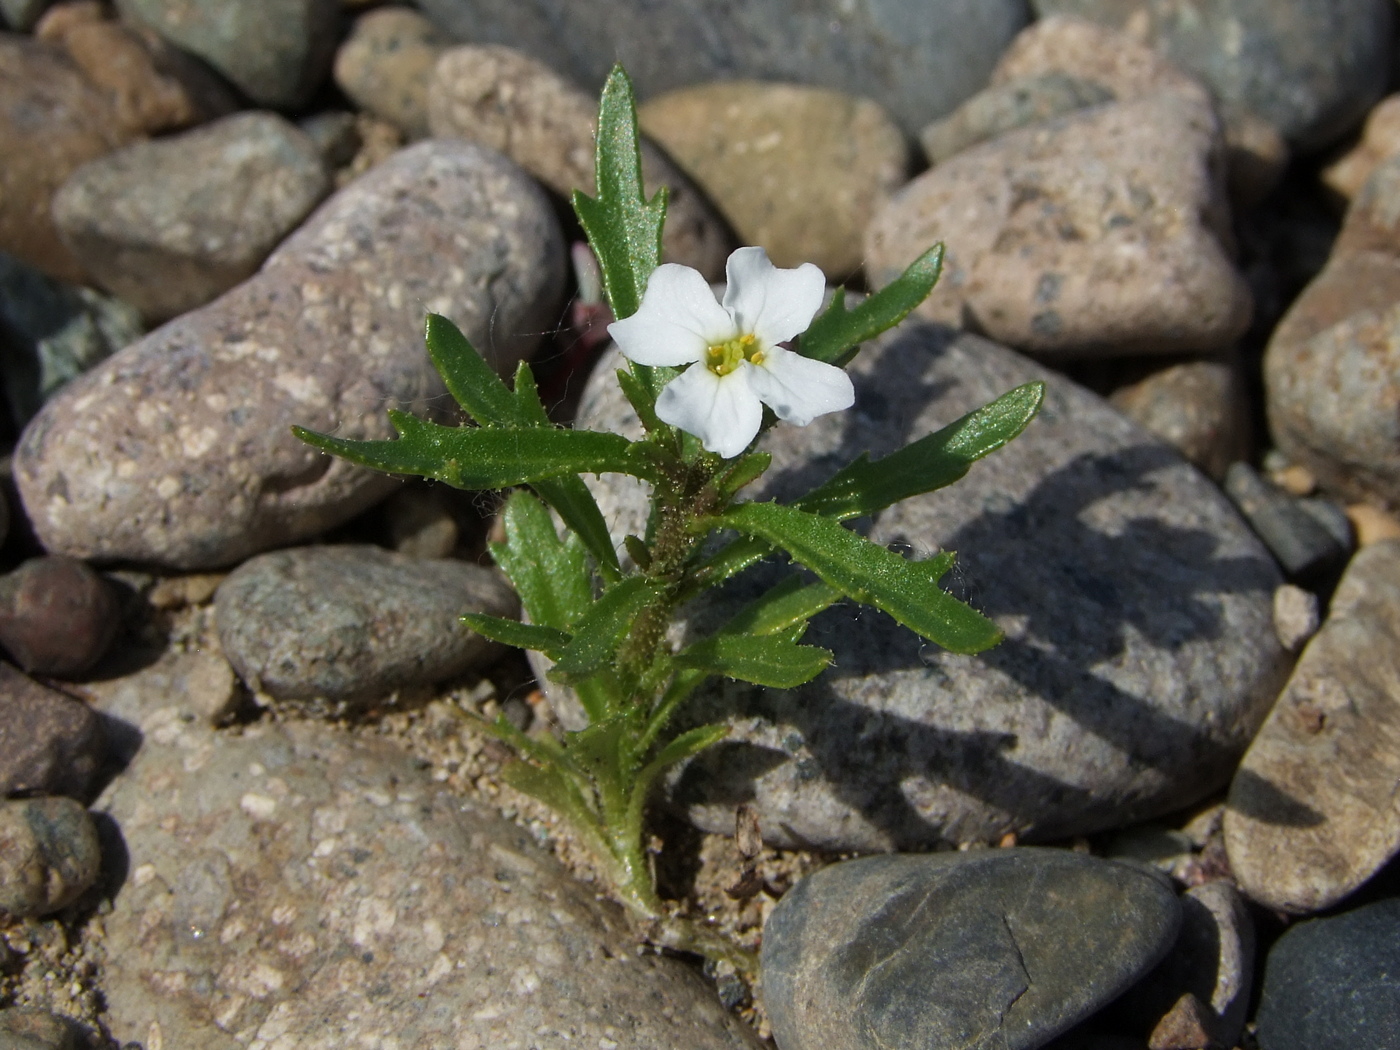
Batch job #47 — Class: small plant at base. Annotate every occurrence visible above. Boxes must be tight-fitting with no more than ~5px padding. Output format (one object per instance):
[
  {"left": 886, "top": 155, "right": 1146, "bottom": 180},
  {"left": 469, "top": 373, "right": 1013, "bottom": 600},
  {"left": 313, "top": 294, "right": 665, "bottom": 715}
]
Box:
[{"left": 294, "top": 65, "right": 1044, "bottom": 975}]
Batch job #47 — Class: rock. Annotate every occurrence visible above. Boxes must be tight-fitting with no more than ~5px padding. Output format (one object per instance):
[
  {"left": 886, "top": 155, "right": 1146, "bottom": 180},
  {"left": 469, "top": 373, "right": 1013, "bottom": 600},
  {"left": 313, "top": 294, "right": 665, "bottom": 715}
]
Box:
[
  {"left": 1255, "top": 897, "right": 1400, "bottom": 1050},
  {"left": 382, "top": 484, "right": 459, "bottom": 558},
  {"left": 0, "top": 555, "right": 119, "bottom": 678},
  {"left": 0, "top": 251, "right": 142, "bottom": 431},
  {"left": 428, "top": 44, "right": 734, "bottom": 281},
  {"left": 298, "top": 109, "right": 361, "bottom": 170},
  {"left": 331, "top": 112, "right": 403, "bottom": 188},
  {"left": 147, "top": 572, "right": 225, "bottom": 610},
  {"left": 0, "top": 796, "right": 101, "bottom": 917},
  {"left": 918, "top": 71, "right": 1115, "bottom": 164},
  {"left": 16, "top": 139, "right": 566, "bottom": 570},
  {"left": 0, "top": 1008, "right": 81, "bottom": 1050},
  {"left": 113, "top": 0, "right": 339, "bottom": 109},
  {"left": 865, "top": 95, "right": 1251, "bottom": 359},
  {"left": 1222, "top": 463, "right": 1348, "bottom": 584},
  {"left": 333, "top": 6, "right": 447, "bottom": 140},
  {"left": 575, "top": 322, "right": 1287, "bottom": 851},
  {"left": 761, "top": 848, "right": 1181, "bottom": 1050},
  {"left": 1323, "top": 94, "right": 1400, "bottom": 203},
  {"left": 0, "top": 663, "right": 104, "bottom": 800},
  {"left": 1, "top": 0, "right": 53, "bottom": 30},
  {"left": 85, "top": 651, "right": 762, "bottom": 1050},
  {"left": 215, "top": 544, "right": 517, "bottom": 711},
  {"left": 1273, "top": 583, "right": 1321, "bottom": 652},
  {"left": 1348, "top": 503, "right": 1400, "bottom": 547},
  {"left": 415, "top": 0, "right": 1027, "bottom": 136},
  {"left": 1107, "top": 356, "right": 1249, "bottom": 481},
  {"left": 1225, "top": 539, "right": 1400, "bottom": 913},
  {"left": 1264, "top": 153, "right": 1400, "bottom": 514},
  {"left": 0, "top": 35, "right": 136, "bottom": 284},
  {"left": 639, "top": 80, "right": 909, "bottom": 278},
  {"left": 52, "top": 111, "right": 331, "bottom": 323}
]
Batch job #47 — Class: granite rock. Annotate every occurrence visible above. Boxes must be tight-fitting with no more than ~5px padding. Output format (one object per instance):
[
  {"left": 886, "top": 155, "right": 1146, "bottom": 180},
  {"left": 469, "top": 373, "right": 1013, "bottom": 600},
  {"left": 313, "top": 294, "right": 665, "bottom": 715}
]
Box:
[
  {"left": 639, "top": 80, "right": 908, "bottom": 278},
  {"left": 0, "top": 796, "right": 101, "bottom": 918},
  {"left": 0, "top": 662, "right": 105, "bottom": 800},
  {"left": 761, "top": 848, "right": 1181, "bottom": 1050},
  {"left": 865, "top": 95, "right": 1251, "bottom": 358},
  {"left": 86, "top": 650, "right": 762, "bottom": 1050},
  {"left": 1107, "top": 356, "right": 1250, "bottom": 481},
  {"left": 16, "top": 140, "right": 566, "bottom": 570},
  {"left": 333, "top": 6, "right": 447, "bottom": 140},
  {"left": 1273, "top": 583, "right": 1321, "bottom": 653},
  {"left": 0, "top": 555, "right": 119, "bottom": 678},
  {"left": 1225, "top": 540, "right": 1400, "bottom": 913},
  {"left": 428, "top": 44, "right": 734, "bottom": 281},
  {"left": 52, "top": 111, "right": 331, "bottom": 323},
  {"left": 215, "top": 544, "right": 517, "bottom": 709},
  {"left": 575, "top": 322, "right": 1287, "bottom": 851},
  {"left": 1323, "top": 94, "right": 1400, "bottom": 202}
]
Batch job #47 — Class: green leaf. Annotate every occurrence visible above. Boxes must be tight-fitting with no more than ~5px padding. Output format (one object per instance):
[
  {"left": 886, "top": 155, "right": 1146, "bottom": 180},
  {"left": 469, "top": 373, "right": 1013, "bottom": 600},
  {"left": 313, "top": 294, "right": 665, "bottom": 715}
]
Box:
[
  {"left": 675, "top": 633, "right": 832, "bottom": 688},
  {"left": 797, "top": 381, "right": 1046, "bottom": 520},
  {"left": 511, "top": 360, "right": 552, "bottom": 427},
  {"left": 616, "top": 366, "right": 674, "bottom": 435},
  {"left": 490, "top": 490, "right": 593, "bottom": 631},
  {"left": 644, "top": 724, "right": 728, "bottom": 779},
  {"left": 715, "top": 453, "right": 772, "bottom": 497},
  {"left": 799, "top": 244, "right": 944, "bottom": 367},
  {"left": 549, "top": 576, "right": 666, "bottom": 684},
  {"left": 461, "top": 613, "right": 570, "bottom": 658},
  {"left": 720, "top": 576, "right": 842, "bottom": 636},
  {"left": 531, "top": 475, "right": 622, "bottom": 582},
  {"left": 718, "top": 502, "right": 1002, "bottom": 654},
  {"left": 423, "top": 313, "right": 520, "bottom": 426},
  {"left": 501, "top": 761, "right": 606, "bottom": 842}
]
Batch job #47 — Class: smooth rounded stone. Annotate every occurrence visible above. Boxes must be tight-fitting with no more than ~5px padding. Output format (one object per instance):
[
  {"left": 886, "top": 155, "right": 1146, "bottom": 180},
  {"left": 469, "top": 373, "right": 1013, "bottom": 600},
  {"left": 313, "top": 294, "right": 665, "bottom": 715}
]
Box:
[
  {"left": 639, "top": 81, "right": 909, "bottom": 278},
  {"left": 215, "top": 544, "right": 517, "bottom": 709},
  {"left": 0, "top": 555, "right": 119, "bottom": 677},
  {"left": 1222, "top": 463, "right": 1348, "bottom": 584},
  {"left": 866, "top": 95, "right": 1251, "bottom": 359},
  {"left": 1256, "top": 898, "right": 1400, "bottom": 1050},
  {"left": 0, "top": 1008, "right": 80, "bottom": 1050},
  {"left": 0, "top": 662, "right": 104, "bottom": 800},
  {"left": 576, "top": 322, "right": 1287, "bottom": 851},
  {"left": 53, "top": 111, "right": 331, "bottom": 323},
  {"left": 416, "top": 0, "right": 1026, "bottom": 136},
  {"left": 428, "top": 44, "right": 734, "bottom": 281},
  {"left": 919, "top": 72, "right": 1114, "bottom": 164},
  {"left": 85, "top": 652, "right": 762, "bottom": 1050},
  {"left": 16, "top": 139, "right": 566, "bottom": 570},
  {"left": 1107, "top": 356, "right": 1249, "bottom": 482},
  {"left": 1323, "top": 94, "right": 1400, "bottom": 202},
  {"left": 761, "top": 848, "right": 1181, "bottom": 1050},
  {"left": 1225, "top": 540, "right": 1400, "bottom": 914},
  {"left": 0, "top": 34, "right": 135, "bottom": 284},
  {"left": 1273, "top": 583, "right": 1321, "bottom": 653},
  {"left": 0, "top": 796, "right": 101, "bottom": 917},
  {"left": 113, "top": 0, "right": 339, "bottom": 109},
  {"left": 333, "top": 6, "right": 447, "bottom": 140}
]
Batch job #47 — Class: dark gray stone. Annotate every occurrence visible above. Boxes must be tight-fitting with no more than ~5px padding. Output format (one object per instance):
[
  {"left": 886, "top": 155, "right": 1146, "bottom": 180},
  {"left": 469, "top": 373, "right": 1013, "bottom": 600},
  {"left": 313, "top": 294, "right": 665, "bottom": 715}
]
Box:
[
  {"left": 0, "top": 796, "right": 101, "bottom": 917},
  {"left": 215, "top": 544, "right": 518, "bottom": 710},
  {"left": 1256, "top": 898, "right": 1400, "bottom": 1050},
  {"left": 761, "top": 848, "right": 1181, "bottom": 1050},
  {"left": 0, "top": 662, "right": 105, "bottom": 800},
  {"left": 415, "top": 0, "right": 1029, "bottom": 135},
  {"left": 919, "top": 71, "right": 1115, "bottom": 163},
  {"left": 0, "top": 556, "right": 119, "bottom": 678},
  {"left": 1223, "top": 462, "right": 1348, "bottom": 583}
]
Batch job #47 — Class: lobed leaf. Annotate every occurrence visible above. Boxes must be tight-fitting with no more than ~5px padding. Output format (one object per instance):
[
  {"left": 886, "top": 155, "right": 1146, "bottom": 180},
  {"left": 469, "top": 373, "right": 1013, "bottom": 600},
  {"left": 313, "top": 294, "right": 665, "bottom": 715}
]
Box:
[
  {"left": 490, "top": 490, "right": 593, "bottom": 631},
  {"left": 423, "top": 313, "right": 520, "bottom": 426},
  {"left": 798, "top": 244, "right": 944, "bottom": 367},
  {"left": 548, "top": 576, "right": 667, "bottom": 684}
]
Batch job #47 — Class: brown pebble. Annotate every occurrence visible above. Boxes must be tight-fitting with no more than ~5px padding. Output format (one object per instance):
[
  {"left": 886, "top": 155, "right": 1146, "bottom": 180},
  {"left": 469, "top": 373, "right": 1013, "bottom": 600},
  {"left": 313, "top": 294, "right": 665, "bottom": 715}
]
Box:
[
  {"left": 1148, "top": 991, "right": 1225, "bottom": 1050},
  {"left": 1348, "top": 502, "right": 1400, "bottom": 546},
  {"left": 0, "top": 555, "right": 118, "bottom": 678},
  {"left": 148, "top": 572, "right": 226, "bottom": 611},
  {"left": 1273, "top": 463, "right": 1318, "bottom": 497},
  {"left": 0, "top": 662, "right": 105, "bottom": 800}
]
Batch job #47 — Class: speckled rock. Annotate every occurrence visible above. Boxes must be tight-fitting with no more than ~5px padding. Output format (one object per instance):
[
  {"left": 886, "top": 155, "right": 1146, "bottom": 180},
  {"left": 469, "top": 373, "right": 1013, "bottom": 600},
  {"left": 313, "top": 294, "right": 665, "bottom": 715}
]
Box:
[
  {"left": 1107, "top": 356, "right": 1249, "bottom": 481},
  {"left": 575, "top": 321, "right": 1287, "bottom": 851},
  {"left": 1225, "top": 540, "right": 1400, "bottom": 914},
  {"left": 333, "top": 6, "right": 447, "bottom": 140},
  {"left": 0, "top": 796, "right": 101, "bottom": 918},
  {"left": 639, "top": 80, "right": 908, "bottom": 278},
  {"left": 0, "top": 35, "right": 135, "bottom": 284},
  {"left": 1323, "top": 94, "right": 1400, "bottom": 202},
  {"left": 114, "top": 0, "right": 339, "bottom": 109},
  {"left": 428, "top": 44, "right": 734, "bottom": 281},
  {"left": 86, "top": 650, "right": 762, "bottom": 1050},
  {"left": 215, "top": 544, "right": 517, "bottom": 709},
  {"left": 1273, "top": 583, "right": 1321, "bottom": 653},
  {"left": 1223, "top": 463, "right": 1349, "bottom": 583},
  {"left": 866, "top": 94, "right": 1251, "bottom": 358},
  {"left": 16, "top": 140, "right": 566, "bottom": 570},
  {"left": 0, "top": 1007, "right": 81, "bottom": 1050},
  {"left": 415, "top": 0, "right": 1027, "bottom": 135},
  {"left": 52, "top": 111, "right": 331, "bottom": 322},
  {"left": 0, "top": 662, "right": 104, "bottom": 800},
  {"left": 0, "top": 555, "right": 119, "bottom": 678},
  {"left": 761, "top": 848, "right": 1181, "bottom": 1050}
]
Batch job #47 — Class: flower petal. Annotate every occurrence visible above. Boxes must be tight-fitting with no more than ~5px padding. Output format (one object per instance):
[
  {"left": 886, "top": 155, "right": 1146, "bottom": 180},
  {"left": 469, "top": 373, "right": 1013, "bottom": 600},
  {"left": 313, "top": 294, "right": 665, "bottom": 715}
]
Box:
[
  {"left": 721, "top": 247, "right": 826, "bottom": 349},
  {"left": 655, "top": 363, "right": 764, "bottom": 458},
  {"left": 607, "top": 263, "right": 733, "bottom": 366},
  {"left": 746, "top": 346, "right": 855, "bottom": 427}
]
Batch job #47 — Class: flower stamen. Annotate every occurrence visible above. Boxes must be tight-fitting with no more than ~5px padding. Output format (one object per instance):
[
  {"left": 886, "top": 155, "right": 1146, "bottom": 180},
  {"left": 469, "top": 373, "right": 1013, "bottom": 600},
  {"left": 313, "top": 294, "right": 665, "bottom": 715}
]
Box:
[{"left": 704, "top": 333, "right": 757, "bottom": 376}]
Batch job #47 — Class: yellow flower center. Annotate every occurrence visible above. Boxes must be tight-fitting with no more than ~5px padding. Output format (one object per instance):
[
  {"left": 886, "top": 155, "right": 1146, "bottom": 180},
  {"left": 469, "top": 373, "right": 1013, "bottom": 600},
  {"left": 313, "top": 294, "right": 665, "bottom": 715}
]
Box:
[{"left": 704, "top": 333, "right": 762, "bottom": 376}]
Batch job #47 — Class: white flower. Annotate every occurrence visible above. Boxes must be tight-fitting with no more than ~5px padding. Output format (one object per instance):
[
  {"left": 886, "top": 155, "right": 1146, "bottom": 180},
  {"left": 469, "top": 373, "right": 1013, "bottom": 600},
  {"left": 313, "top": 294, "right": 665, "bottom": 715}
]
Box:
[{"left": 607, "top": 247, "right": 855, "bottom": 458}]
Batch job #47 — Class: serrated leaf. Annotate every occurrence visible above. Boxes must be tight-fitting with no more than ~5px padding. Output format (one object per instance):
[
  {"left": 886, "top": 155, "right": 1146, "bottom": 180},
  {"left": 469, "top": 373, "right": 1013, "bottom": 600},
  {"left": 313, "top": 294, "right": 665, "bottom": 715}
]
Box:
[
  {"left": 720, "top": 576, "right": 842, "bottom": 636},
  {"left": 460, "top": 613, "right": 571, "bottom": 658},
  {"left": 423, "top": 313, "right": 520, "bottom": 426},
  {"left": 491, "top": 490, "right": 593, "bottom": 631},
  {"left": 548, "top": 576, "right": 666, "bottom": 684},
  {"left": 719, "top": 502, "right": 1002, "bottom": 654},
  {"left": 531, "top": 475, "right": 622, "bottom": 582},
  {"left": 799, "top": 243, "right": 944, "bottom": 367},
  {"left": 797, "top": 381, "right": 1045, "bottom": 520},
  {"left": 674, "top": 633, "right": 832, "bottom": 688},
  {"left": 511, "top": 360, "right": 551, "bottom": 427}
]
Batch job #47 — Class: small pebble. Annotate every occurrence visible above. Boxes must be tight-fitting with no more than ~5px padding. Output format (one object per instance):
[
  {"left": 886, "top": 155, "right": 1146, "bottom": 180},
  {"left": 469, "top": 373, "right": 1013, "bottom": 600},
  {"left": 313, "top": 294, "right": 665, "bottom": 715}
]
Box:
[
  {"left": 1347, "top": 502, "right": 1400, "bottom": 547},
  {"left": 383, "top": 486, "right": 460, "bottom": 560},
  {"left": 0, "top": 796, "right": 102, "bottom": 917},
  {"left": 1323, "top": 93, "right": 1400, "bottom": 202},
  {"left": 1273, "top": 583, "right": 1321, "bottom": 652},
  {"left": 0, "top": 555, "right": 119, "bottom": 678},
  {"left": 0, "top": 662, "right": 105, "bottom": 800},
  {"left": 1223, "top": 463, "right": 1348, "bottom": 584},
  {"left": 333, "top": 6, "right": 447, "bottom": 139}
]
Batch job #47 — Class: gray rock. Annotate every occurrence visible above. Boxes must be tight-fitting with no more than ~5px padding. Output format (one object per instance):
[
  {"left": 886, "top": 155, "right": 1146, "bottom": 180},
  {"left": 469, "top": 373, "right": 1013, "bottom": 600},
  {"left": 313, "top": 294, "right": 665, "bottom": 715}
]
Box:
[
  {"left": 865, "top": 95, "right": 1252, "bottom": 359},
  {"left": 298, "top": 110, "right": 361, "bottom": 170},
  {"left": 1273, "top": 583, "right": 1321, "bottom": 653},
  {"left": 15, "top": 139, "right": 566, "bottom": 570},
  {"left": 0, "top": 662, "right": 105, "bottom": 800},
  {"left": 0, "top": 796, "right": 101, "bottom": 917},
  {"left": 761, "top": 848, "right": 1181, "bottom": 1050},
  {"left": 919, "top": 72, "right": 1115, "bottom": 164},
  {"left": 86, "top": 651, "right": 762, "bottom": 1050},
  {"left": 575, "top": 321, "right": 1287, "bottom": 851},
  {"left": 415, "top": 0, "right": 1028, "bottom": 136},
  {"left": 0, "top": 556, "right": 119, "bottom": 678},
  {"left": 0, "top": 1008, "right": 80, "bottom": 1050},
  {"left": 1107, "top": 356, "right": 1250, "bottom": 482},
  {"left": 382, "top": 484, "right": 460, "bottom": 559},
  {"left": 333, "top": 6, "right": 447, "bottom": 140},
  {"left": 1223, "top": 463, "right": 1348, "bottom": 583},
  {"left": 52, "top": 111, "right": 331, "bottom": 323},
  {"left": 114, "top": 0, "right": 340, "bottom": 109},
  {"left": 215, "top": 544, "right": 517, "bottom": 710},
  {"left": 1226, "top": 540, "right": 1400, "bottom": 914},
  {"left": 0, "top": 0, "right": 53, "bottom": 30}
]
